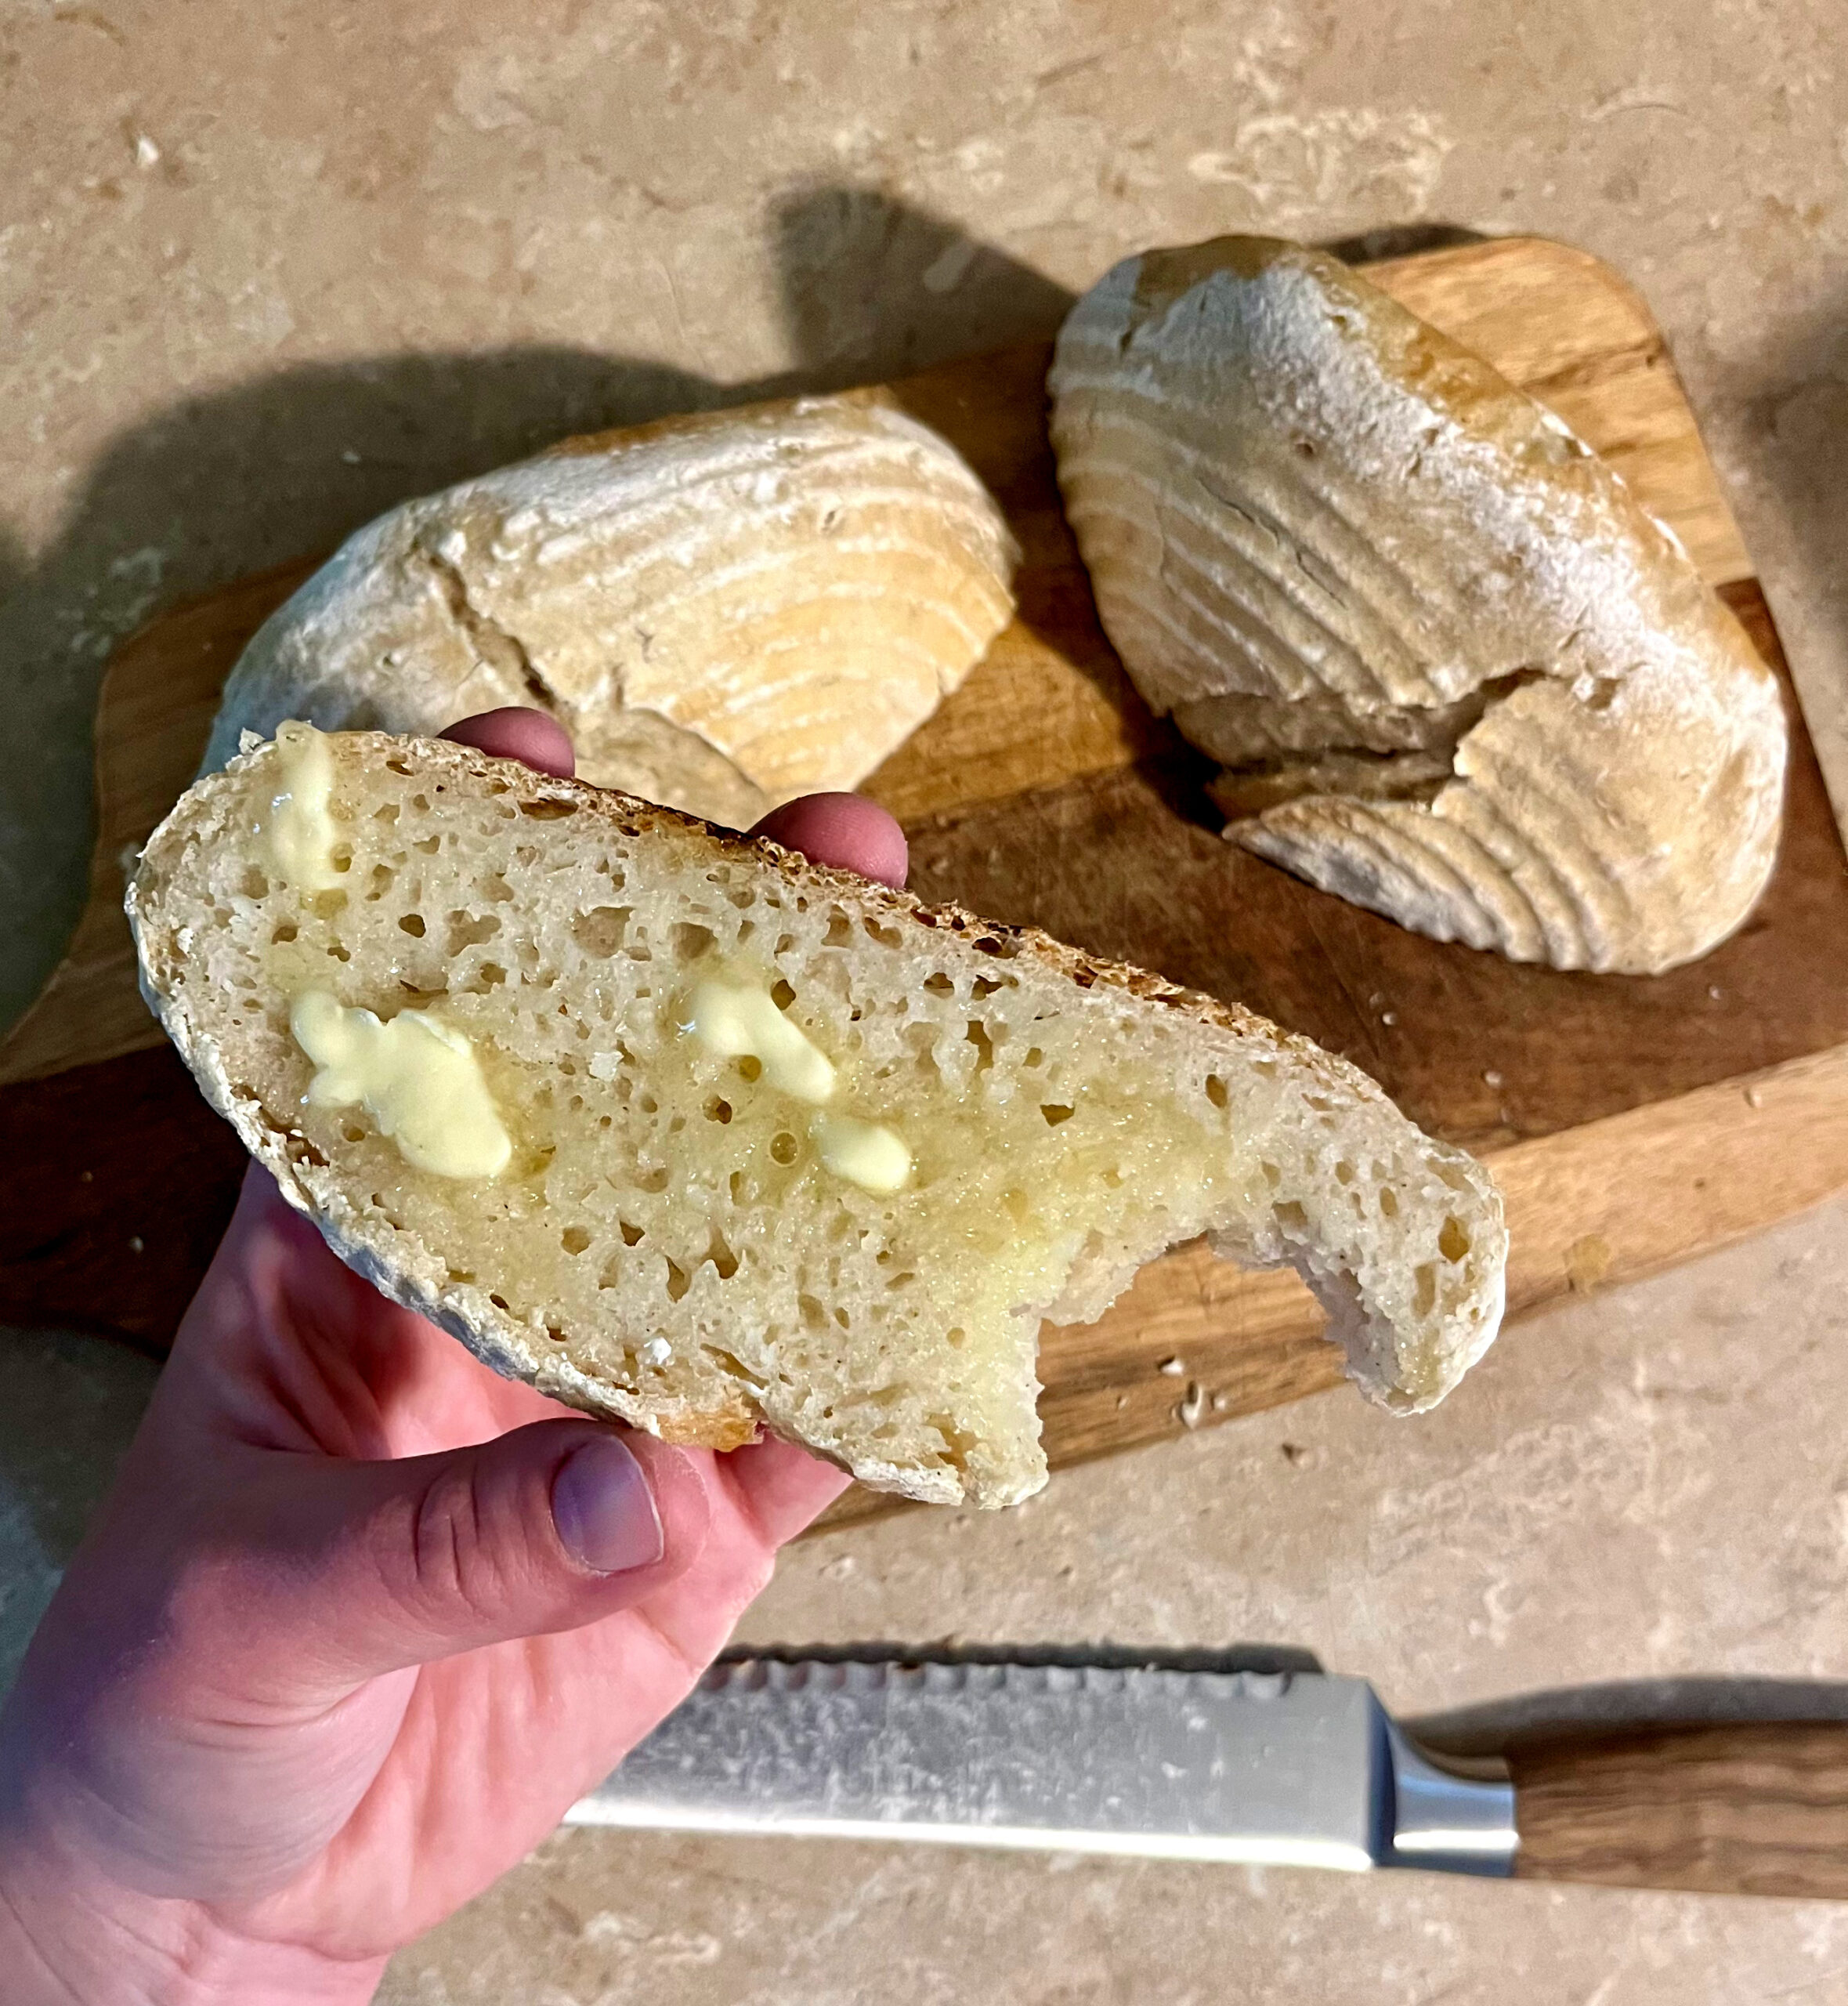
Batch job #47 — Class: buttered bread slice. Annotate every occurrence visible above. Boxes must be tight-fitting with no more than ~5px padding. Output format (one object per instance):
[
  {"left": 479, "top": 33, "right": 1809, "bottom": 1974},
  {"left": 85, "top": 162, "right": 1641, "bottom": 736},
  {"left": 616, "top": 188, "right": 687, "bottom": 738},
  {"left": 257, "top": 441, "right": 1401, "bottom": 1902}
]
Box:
[{"left": 129, "top": 726, "right": 1507, "bottom": 1507}]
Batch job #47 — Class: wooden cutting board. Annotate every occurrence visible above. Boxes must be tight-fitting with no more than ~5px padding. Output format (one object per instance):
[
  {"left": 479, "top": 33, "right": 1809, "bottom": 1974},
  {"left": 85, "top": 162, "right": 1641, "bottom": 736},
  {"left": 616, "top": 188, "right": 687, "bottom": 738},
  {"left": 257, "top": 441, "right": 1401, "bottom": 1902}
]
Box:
[{"left": 7, "top": 235, "right": 1848, "bottom": 1530}]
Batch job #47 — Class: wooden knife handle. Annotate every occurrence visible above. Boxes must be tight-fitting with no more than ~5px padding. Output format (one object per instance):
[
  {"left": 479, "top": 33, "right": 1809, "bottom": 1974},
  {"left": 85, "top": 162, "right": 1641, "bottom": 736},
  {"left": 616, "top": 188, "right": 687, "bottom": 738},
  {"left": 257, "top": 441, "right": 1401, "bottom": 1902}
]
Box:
[{"left": 1511, "top": 1722, "right": 1848, "bottom": 1898}]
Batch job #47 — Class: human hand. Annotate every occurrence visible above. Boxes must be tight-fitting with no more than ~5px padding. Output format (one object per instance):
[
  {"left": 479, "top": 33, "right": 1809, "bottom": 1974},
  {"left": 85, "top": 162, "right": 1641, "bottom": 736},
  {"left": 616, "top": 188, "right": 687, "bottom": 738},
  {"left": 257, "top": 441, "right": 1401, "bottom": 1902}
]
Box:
[{"left": 0, "top": 709, "right": 906, "bottom": 2004}]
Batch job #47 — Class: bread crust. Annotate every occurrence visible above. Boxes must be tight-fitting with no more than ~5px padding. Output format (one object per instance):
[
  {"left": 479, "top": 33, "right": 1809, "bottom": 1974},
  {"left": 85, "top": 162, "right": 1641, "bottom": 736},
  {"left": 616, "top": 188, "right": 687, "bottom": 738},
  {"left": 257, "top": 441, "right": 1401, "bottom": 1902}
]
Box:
[
  {"left": 1049, "top": 235, "right": 1788, "bottom": 975},
  {"left": 202, "top": 392, "right": 1018, "bottom": 829}
]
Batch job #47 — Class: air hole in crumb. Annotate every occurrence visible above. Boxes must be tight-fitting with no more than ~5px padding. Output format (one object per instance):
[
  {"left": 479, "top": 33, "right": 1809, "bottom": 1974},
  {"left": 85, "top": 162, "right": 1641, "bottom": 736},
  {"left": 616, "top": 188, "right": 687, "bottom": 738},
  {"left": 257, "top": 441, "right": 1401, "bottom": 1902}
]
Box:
[
  {"left": 387, "top": 758, "right": 412, "bottom": 775},
  {"left": 664, "top": 1258, "right": 690, "bottom": 1302},
  {"left": 833, "top": 1305, "right": 850, "bottom": 1328},
  {"left": 736, "top": 1055, "right": 763, "bottom": 1083},
  {"left": 561, "top": 1226, "right": 591, "bottom": 1255},
  {"left": 573, "top": 906, "right": 630, "bottom": 955},
  {"left": 620, "top": 1220, "right": 645, "bottom": 1247},
  {"left": 271, "top": 923, "right": 298, "bottom": 945},
  {"left": 1438, "top": 1215, "right": 1470, "bottom": 1262},
  {"left": 1412, "top": 1263, "right": 1437, "bottom": 1316},
  {"left": 1205, "top": 1075, "right": 1229, "bottom": 1110},
  {"left": 972, "top": 976, "right": 1008, "bottom": 999},
  {"left": 966, "top": 1021, "right": 994, "bottom": 1071},
  {"left": 1335, "top": 1160, "right": 1355, "bottom": 1185},
  {"left": 1024, "top": 1046, "right": 1043, "bottom": 1068},
  {"left": 398, "top": 913, "right": 426, "bottom": 936},
  {"left": 413, "top": 835, "right": 440, "bottom": 856},
  {"left": 240, "top": 866, "right": 269, "bottom": 900},
  {"left": 447, "top": 911, "right": 499, "bottom": 951},
  {"left": 824, "top": 911, "right": 853, "bottom": 947},
  {"left": 1040, "top": 1103, "right": 1074, "bottom": 1126},
  {"left": 636, "top": 1165, "right": 667, "bottom": 1193},
  {"left": 946, "top": 1326, "right": 967, "bottom": 1349},
  {"left": 704, "top": 1096, "right": 733, "bottom": 1125},
  {"left": 1380, "top": 1187, "right": 1399, "bottom": 1219},
  {"left": 863, "top": 914, "right": 903, "bottom": 949},
  {"left": 1260, "top": 1161, "right": 1282, "bottom": 1188},
  {"left": 769, "top": 1132, "right": 799, "bottom": 1166},
  {"left": 770, "top": 977, "right": 796, "bottom": 1011},
  {"left": 342, "top": 1124, "right": 366, "bottom": 1143},
  {"left": 798, "top": 1294, "right": 826, "bottom": 1329},
  {"left": 489, "top": 1293, "right": 510, "bottom": 1311},
  {"left": 707, "top": 1229, "right": 740, "bottom": 1281},
  {"left": 729, "top": 1171, "right": 745, "bottom": 1205},
  {"left": 924, "top": 972, "right": 954, "bottom": 995},
  {"left": 1275, "top": 1200, "right": 1307, "bottom": 1233},
  {"left": 519, "top": 798, "right": 578, "bottom": 820},
  {"left": 673, "top": 922, "right": 715, "bottom": 961}
]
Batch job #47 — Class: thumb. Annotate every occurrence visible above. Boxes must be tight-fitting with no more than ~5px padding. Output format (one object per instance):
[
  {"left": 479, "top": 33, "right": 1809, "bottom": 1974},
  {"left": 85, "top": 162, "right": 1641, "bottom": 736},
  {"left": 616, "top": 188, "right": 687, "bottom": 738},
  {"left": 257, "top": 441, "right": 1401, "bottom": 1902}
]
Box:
[{"left": 241, "top": 1420, "right": 712, "bottom": 1693}]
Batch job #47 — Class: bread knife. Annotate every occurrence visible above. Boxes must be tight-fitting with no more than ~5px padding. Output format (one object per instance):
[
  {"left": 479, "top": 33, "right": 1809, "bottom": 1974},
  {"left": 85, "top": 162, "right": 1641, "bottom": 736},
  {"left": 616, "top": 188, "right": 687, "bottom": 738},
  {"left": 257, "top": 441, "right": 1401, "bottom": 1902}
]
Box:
[{"left": 567, "top": 1647, "right": 1848, "bottom": 1898}]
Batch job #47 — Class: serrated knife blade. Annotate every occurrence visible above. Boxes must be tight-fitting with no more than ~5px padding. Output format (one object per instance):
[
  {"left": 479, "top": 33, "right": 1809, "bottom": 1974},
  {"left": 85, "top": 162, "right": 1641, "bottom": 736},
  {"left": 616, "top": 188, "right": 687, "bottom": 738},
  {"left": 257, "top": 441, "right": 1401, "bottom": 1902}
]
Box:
[{"left": 566, "top": 1651, "right": 1516, "bottom": 1877}]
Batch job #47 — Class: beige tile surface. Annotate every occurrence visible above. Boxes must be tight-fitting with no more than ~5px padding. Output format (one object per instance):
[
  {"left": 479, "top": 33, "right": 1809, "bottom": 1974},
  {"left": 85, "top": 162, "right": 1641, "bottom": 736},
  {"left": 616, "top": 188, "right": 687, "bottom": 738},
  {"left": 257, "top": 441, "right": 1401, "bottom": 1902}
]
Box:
[
  {"left": 3, "top": 1, "right": 1848, "bottom": 2000},
  {"left": 374, "top": 1196, "right": 1848, "bottom": 2004}
]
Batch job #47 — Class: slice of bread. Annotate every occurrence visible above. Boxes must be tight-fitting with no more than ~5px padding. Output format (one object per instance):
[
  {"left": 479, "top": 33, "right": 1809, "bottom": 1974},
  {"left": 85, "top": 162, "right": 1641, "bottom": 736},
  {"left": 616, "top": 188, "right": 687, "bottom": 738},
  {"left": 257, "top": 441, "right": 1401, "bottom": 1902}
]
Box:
[
  {"left": 128, "top": 727, "right": 1507, "bottom": 1507},
  {"left": 201, "top": 391, "right": 1018, "bottom": 830},
  {"left": 1048, "top": 236, "right": 1788, "bottom": 975}
]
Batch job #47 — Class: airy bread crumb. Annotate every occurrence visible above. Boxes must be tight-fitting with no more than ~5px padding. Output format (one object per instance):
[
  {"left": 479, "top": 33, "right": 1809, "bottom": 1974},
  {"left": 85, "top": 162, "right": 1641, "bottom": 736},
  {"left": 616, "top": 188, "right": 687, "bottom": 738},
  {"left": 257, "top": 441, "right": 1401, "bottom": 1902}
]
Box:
[{"left": 130, "top": 730, "right": 1507, "bottom": 1507}]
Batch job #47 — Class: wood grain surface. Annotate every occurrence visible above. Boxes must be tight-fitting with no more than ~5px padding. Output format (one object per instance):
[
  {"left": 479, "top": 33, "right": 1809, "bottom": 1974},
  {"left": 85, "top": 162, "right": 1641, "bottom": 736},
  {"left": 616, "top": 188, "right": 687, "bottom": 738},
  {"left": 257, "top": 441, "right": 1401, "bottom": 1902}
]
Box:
[
  {"left": 1511, "top": 1722, "right": 1848, "bottom": 1898},
  {"left": 5, "top": 234, "right": 1847, "bottom": 1523}
]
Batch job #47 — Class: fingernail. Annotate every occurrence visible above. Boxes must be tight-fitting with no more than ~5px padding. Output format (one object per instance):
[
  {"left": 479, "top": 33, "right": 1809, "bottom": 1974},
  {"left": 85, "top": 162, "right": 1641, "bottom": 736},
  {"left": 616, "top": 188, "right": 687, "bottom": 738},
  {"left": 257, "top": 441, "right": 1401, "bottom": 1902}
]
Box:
[{"left": 552, "top": 1436, "right": 664, "bottom": 1575}]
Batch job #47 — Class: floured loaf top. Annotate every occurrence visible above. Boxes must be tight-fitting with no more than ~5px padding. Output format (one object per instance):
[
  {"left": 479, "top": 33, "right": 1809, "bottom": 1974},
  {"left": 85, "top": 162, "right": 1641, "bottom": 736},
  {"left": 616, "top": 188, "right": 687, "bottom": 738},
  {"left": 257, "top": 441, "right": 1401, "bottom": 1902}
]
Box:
[
  {"left": 204, "top": 392, "right": 1018, "bottom": 829},
  {"left": 129, "top": 728, "right": 1508, "bottom": 1507},
  {"left": 1048, "top": 235, "right": 1788, "bottom": 974}
]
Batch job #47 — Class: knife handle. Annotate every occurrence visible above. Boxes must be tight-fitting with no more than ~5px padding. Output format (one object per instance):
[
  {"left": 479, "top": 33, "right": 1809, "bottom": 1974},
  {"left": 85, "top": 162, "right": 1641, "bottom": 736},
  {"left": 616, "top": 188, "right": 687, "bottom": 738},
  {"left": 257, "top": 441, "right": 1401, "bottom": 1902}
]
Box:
[{"left": 1510, "top": 1722, "right": 1848, "bottom": 1898}]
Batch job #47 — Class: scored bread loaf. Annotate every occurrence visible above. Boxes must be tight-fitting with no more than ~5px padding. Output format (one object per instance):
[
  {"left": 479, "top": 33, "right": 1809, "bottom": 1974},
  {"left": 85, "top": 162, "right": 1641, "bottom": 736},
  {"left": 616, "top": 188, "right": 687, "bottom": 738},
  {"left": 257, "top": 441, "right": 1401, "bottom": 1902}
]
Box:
[
  {"left": 1048, "top": 235, "right": 1788, "bottom": 976},
  {"left": 202, "top": 391, "right": 1018, "bottom": 830},
  {"left": 129, "top": 726, "right": 1507, "bottom": 1508}
]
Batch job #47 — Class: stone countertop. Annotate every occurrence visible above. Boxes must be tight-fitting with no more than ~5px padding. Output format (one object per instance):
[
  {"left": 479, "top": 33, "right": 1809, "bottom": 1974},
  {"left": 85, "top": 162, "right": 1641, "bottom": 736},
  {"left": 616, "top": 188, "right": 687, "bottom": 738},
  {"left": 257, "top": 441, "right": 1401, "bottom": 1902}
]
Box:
[{"left": 2, "top": 3, "right": 1846, "bottom": 2001}]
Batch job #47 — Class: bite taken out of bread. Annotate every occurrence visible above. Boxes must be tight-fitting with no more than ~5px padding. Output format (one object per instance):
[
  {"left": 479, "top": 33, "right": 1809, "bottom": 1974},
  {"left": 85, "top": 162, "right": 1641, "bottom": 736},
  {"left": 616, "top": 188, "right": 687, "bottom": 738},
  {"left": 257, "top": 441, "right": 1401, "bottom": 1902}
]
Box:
[
  {"left": 128, "top": 725, "right": 1508, "bottom": 1508},
  {"left": 1048, "top": 235, "right": 1788, "bottom": 976},
  {"left": 202, "top": 390, "right": 1018, "bottom": 831}
]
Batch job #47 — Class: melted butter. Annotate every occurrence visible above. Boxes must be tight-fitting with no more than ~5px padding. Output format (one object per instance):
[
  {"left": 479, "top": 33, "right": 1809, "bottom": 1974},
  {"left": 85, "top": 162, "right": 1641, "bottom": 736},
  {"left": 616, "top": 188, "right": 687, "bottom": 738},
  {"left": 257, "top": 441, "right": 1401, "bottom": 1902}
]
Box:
[
  {"left": 682, "top": 969, "right": 913, "bottom": 1193},
  {"left": 291, "top": 990, "right": 512, "bottom": 1179},
  {"left": 812, "top": 1113, "right": 912, "bottom": 1194},
  {"left": 265, "top": 720, "right": 342, "bottom": 892},
  {"left": 685, "top": 974, "right": 836, "bottom": 1104}
]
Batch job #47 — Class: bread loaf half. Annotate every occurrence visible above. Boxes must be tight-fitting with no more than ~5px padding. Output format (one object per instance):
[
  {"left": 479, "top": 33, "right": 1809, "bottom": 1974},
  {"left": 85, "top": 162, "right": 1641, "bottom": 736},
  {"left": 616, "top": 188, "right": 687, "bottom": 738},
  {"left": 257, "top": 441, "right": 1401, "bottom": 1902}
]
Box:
[
  {"left": 129, "top": 726, "right": 1506, "bottom": 1507},
  {"left": 202, "top": 393, "right": 1018, "bottom": 830},
  {"left": 1048, "top": 236, "right": 1788, "bottom": 975}
]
